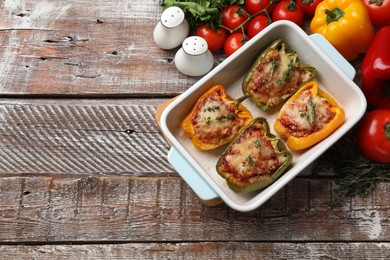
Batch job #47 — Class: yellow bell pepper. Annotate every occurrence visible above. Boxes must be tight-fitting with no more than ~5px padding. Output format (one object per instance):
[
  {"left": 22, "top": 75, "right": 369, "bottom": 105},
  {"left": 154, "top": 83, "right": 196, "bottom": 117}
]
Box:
[
  {"left": 274, "top": 81, "right": 345, "bottom": 150},
  {"left": 310, "top": 0, "right": 375, "bottom": 61},
  {"left": 181, "top": 85, "right": 253, "bottom": 150}
]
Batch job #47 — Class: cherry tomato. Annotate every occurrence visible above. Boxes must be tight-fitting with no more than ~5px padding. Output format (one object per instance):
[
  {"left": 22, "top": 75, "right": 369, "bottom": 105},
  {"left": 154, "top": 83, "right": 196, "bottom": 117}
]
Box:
[
  {"left": 247, "top": 14, "right": 270, "bottom": 39},
  {"left": 221, "top": 5, "right": 249, "bottom": 32},
  {"left": 195, "top": 24, "right": 227, "bottom": 52},
  {"left": 358, "top": 109, "right": 390, "bottom": 164},
  {"left": 296, "top": 0, "right": 322, "bottom": 17},
  {"left": 245, "top": 0, "right": 276, "bottom": 15},
  {"left": 224, "top": 32, "right": 247, "bottom": 57},
  {"left": 272, "top": 0, "right": 304, "bottom": 26},
  {"left": 361, "top": 0, "right": 390, "bottom": 27}
]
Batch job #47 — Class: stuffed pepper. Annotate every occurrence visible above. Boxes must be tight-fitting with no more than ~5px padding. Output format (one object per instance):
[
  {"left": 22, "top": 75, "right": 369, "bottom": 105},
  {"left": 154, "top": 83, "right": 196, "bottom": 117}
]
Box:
[
  {"left": 274, "top": 81, "right": 345, "bottom": 150},
  {"left": 242, "top": 39, "right": 316, "bottom": 110},
  {"left": 216, "top": 117, "right": 293, "bottom": 193},
  {"left": 181, "top": 85, "right": 253, "bottom": 150}
]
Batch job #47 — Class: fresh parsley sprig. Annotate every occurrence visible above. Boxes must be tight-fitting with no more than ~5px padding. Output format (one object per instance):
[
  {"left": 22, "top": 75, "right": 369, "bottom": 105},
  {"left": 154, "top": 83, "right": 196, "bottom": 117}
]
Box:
[{"left": 163, "top": 0, "right": 244, "bottom": 29}]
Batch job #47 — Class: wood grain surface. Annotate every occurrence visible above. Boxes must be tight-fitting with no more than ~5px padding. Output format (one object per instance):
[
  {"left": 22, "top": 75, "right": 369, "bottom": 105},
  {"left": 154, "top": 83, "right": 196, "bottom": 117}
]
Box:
[
  {"left": 1, "top": 243, "right": 390, "bottom": 259},
  {"left": 0, "top": 0, "right": 389, "bottom": 259}
]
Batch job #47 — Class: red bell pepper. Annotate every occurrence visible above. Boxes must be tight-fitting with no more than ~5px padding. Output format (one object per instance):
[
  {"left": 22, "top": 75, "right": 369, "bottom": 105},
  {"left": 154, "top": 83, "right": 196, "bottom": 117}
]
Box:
[{"left": 361, "top": 26, "right": 390, "bottom": 110}]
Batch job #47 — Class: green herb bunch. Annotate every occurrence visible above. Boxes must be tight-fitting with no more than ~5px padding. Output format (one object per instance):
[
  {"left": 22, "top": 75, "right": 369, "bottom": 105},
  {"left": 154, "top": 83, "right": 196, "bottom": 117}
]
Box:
[
  {"left": 312, "top": 129, "right": 390, "bottom": 207},
  {"left": 163, "top": 0, "right": 245, "bottom": 29}
]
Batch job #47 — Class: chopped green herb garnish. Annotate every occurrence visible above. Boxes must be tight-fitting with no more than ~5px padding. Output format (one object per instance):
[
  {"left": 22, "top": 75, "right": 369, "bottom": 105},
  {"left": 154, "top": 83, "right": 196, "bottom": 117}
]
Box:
[
  {"left": 216, "top": 114, "right": 235, "bottom": 121},
  {"left": 242, "top": 139, "right": 262, "bottom": 171},
  {"left": 204, "top": 105, "right": 220, "bottom": 112},
  {"left": 277, "top": 58, "right": 294, "bottom": 86},
  {"left": 254, "top": 139, "right": 261, "bottom": 150},
  {"left": 308, "top": 98, "right": 316, "bottom": 121},
  {"left": 266, "top": 59, "right": 279, "bottom": 89}
]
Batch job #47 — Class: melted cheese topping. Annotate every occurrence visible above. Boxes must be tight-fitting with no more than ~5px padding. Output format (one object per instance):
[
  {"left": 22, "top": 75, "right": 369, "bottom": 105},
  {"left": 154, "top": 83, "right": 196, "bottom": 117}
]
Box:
[
  {"left": 191, "top": 89, "right": 246, "bottom": 145},
  {"left": 246, "top": 48, "right": 312, "bottom": 107},
  {"left": 278, "top": 88, "right": 334, "bottom": 137},
  {"left": 218, "top": 122, "right": 283, "bottom": 183}
]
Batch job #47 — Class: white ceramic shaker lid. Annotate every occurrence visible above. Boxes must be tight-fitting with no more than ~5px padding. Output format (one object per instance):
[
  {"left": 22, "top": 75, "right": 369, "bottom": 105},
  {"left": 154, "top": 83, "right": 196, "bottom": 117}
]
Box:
[
  {"left": 182, "top": 36, "right": 208, "bottom": 56},
  {"left": 174, "top": 36, "right": 214, "bottom": 76},
  {"left": 161, "top": 6, "right": 185, "bottom": 28},
  {"left": 153, "top": 6, "right": 189, "bottom": 49}
]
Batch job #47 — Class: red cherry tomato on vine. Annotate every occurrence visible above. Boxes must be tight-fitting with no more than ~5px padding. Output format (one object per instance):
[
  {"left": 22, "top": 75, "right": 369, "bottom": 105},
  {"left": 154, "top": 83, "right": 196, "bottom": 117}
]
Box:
[
  {"left": 245, "top": 0, "right": 276, "bottom": 15},
  {"left": 272, "top": 0, "right": 304, "bottom": 26},
  {"left": 296, "top": 0, "right": 322, "bottom": 17},
  {"left": 361, "top": 0, "right": 390, "bottom": 27},
  {"left": 221, "top": 5, "right": 249, "bottom": 32},
  {"left": 247, "top": 14, "right": 270, "bottom": 39},
  {"left": 224, "top": 32, "right": 247, "bottom": 57},
  {"left": 195, "top": 24, "right": 227, "bottom": 52},
  {"left": 358, "top": 109, "right": 390, "bottom": 164}
]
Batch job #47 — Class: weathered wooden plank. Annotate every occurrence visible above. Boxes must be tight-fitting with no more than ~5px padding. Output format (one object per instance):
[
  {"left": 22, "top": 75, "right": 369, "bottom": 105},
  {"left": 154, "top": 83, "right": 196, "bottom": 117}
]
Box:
[
  {"left": 0, "top": 99, "right": 174, "bottom": 175},
  {"left": 0, "top": 0, "right": 207, "bottom": 96},
  {"left": 1, "top": 243, "right": 390, "bottom": 259},
  {"left": 1, "top": 1, "right": 363, "bottom": 97},
  {"left": 0, "top": 175, "right": 389, "bottom": 242}
]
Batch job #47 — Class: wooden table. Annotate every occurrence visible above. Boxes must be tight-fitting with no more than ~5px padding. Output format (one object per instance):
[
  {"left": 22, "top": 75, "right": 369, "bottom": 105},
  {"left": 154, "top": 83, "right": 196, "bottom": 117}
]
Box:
[{"left": 0, "top": 0, "right": 389, "bottom": 259}]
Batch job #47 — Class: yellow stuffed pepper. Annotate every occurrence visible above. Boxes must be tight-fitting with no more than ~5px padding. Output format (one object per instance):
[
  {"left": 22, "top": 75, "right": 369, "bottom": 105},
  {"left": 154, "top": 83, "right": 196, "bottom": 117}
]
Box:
[
  {"left": 274, "top": 81, "right": 345, "bottom": 150},
  {"left": 181, "top": 85, "right": 253, "bottom": 150}
]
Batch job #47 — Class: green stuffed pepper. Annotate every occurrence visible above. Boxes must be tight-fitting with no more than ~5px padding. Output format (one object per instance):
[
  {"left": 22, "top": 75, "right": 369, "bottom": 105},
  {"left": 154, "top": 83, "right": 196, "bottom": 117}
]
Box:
[
  {"left": 242, "top": 39, "right": 316, "bottom": 110},
  {"left": 216, "top": 117, "right": 293, "bottom": 193}
]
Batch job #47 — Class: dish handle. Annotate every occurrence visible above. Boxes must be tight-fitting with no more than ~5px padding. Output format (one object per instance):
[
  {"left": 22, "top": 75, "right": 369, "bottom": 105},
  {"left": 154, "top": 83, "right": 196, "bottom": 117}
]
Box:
[
  {"left": 168, "top": 147, "right": 221, "bottom": 205},
  {"left": 309, "top": 34, "right": 356, "bottom": 80}
]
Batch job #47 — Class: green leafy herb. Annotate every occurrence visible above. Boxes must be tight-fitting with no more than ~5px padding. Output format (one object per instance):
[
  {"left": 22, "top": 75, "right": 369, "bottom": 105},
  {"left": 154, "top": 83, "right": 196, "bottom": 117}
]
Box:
[
  {"left": 242, "top": 139, "right": 262, "bottom": 170},
  {"left": 266, "top": 59, "right": 279, "bottom": 88},
  {"left": 163, "top": 0, "right": 245, "bottom": 28},
  {"left": 254, "top": 139, "right": 261, "bottom": 150},
  {"left": 308, "top": 98, "right": 316, "bottom": 121},
  {"left": 246, "top": 155, "right": 255, "bottom": 167},
  {"left": 312, "top": 132, "right": 390, "bottom": 207},
  {"left": 204, "top": 105, "right": 220, "bottom": 112},
  {"left": 216, "top": 114, "right": 235, "bottom": 121},
  {"left": 277, "top": 58, "right": 294, "bottom": 85}
]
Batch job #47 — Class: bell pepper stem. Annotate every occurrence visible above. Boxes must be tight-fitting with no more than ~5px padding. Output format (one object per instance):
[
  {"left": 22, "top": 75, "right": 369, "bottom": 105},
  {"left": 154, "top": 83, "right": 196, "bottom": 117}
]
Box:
[
  {"left": 385, "top": 122, "right": 390, "bottom": 139},
  {"left": 369, "top": 0, "right": 383, "bottom": 5},
  {"left": 287, "top": 0, "right": 297, "bottom": 11},
  {"left": 236, "top": 94, "right": 248, "bottom": 103},
  {"left": 324, "top": 7, "right": 344, "bottom": 24}
]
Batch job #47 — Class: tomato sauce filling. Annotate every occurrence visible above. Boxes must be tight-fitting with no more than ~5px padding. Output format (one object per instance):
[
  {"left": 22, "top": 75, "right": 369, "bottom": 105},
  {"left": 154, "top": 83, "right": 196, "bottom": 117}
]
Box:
[
  {"left": 218, "top": 122, "right": 282, "bottom": 183},
  {"left": 191, "top": 88, "right": 246, "bottom": 145},
  {"left": 279, "top": 87, "right": 335, "bottom": 137},
  {"left": 246, "top": 49, "right": 312, "bottom": 107}
]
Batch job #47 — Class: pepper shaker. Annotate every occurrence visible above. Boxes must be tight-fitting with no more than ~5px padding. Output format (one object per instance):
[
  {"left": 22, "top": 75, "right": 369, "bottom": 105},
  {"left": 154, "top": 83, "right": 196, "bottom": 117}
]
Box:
[
  {"left": 153, "top": 6, "right": 189, "bottom": 50},
  {"left": 174, "top": 36, "right": 214, "bottom": 77}
]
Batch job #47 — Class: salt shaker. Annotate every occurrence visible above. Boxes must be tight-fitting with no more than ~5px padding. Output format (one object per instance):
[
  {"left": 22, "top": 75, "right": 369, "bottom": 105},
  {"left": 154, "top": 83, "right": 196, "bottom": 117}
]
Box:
[
  {"left": 153, "top": 6, "right": 189, "bottom": 50},
  {"left": 174, "top": 36, "right": 214, "bottom": 77}
]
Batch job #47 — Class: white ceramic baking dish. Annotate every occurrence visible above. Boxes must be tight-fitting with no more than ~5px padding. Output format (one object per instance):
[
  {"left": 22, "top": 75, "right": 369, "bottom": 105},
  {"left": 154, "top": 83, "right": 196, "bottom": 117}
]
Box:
[{"left": 160, "top": 21, "right": 366, "bottom": 212}]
